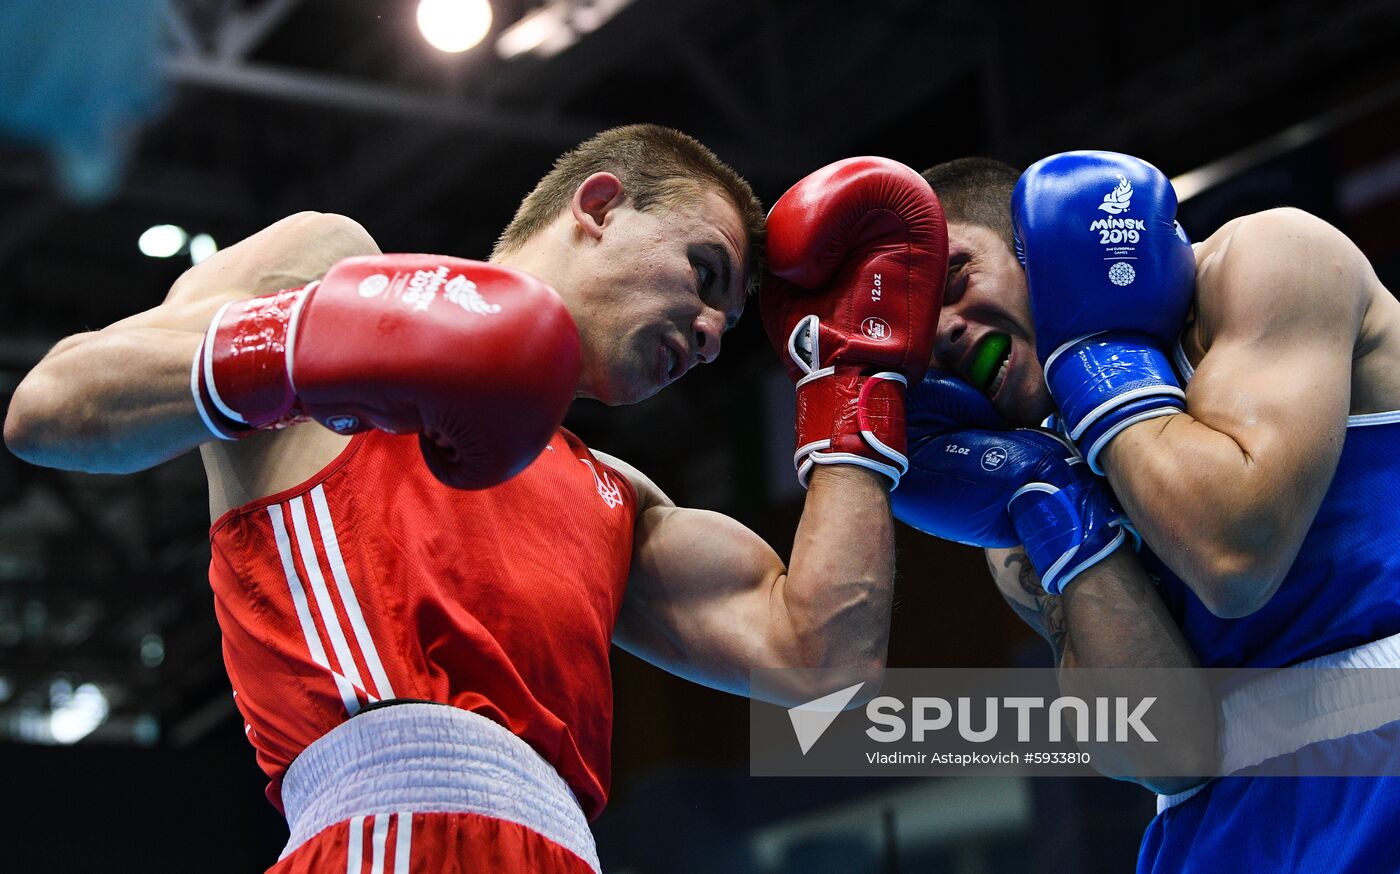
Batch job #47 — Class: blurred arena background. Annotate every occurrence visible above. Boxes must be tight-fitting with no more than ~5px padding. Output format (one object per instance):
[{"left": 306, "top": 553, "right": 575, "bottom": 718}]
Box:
[{"left": 1, "top": 0, "right": 1399, "bottom": 870}]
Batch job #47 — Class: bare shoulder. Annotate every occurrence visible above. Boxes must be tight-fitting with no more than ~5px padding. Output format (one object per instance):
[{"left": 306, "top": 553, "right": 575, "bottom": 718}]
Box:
[
  {"left": 1181, "top": 207, "right": 1400, "bottom": 416},
  {"left": 1196, "top": 208, "right": 1370, "bottom": 300},
  {"left": 1192, "top": 207, "right": 1371, "bottom": 344}
]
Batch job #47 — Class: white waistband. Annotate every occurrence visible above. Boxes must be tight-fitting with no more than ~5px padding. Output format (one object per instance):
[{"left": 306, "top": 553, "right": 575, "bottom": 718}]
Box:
[
  {"left": 279, "top": 703, "right": 600, "bottom": 873},
  {"left": 1157, "top": 632, "right": 1400, "bottom": 812}
]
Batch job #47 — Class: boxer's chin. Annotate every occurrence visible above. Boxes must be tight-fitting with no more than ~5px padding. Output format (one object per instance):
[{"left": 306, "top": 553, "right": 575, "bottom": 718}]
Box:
[
  {"left": 593, "top": 386, "right": 641, "bottom": 407},
  {"left": 595, "top": 366, "right": 660, "bottom": 407}
]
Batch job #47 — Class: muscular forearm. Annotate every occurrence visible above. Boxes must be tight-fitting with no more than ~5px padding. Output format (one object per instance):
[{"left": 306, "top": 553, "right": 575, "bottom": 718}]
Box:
[
  {"left": 993, "top": 545, "right": 1201, "bottom": 671},
  {"left": 1056, "top": 549, "right": 1194, "bottom": 669},
  {"left": 988, "top": 546, "right": 1195, "bottom": 671},
  {"left": 1100, "top": 411, "right": 1327, "bottom": 615},
  {"left": 5, "top": 302, "right": 225, "bottom": 473},
  {"left": 993, "top": 547, "right": 1213, "bottom": 792},
  {"left": 775, "top": 465, "right": 895, "bottom": 677},
  {"left": 1063, "top": 553, "right": 1215, "bottom": 792}
]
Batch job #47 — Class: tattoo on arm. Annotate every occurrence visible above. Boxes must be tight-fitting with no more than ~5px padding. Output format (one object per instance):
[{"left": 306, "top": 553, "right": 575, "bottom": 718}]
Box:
[{"left": 989, "top": 550, "right": 1069, "bottom": 664}]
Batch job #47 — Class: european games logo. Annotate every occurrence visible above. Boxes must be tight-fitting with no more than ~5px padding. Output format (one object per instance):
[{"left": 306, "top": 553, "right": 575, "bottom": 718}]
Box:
[
  {"left": 1098, "top": 175, "right": 1133, "bottom": 214},
  {"left": 1108, "top": 262, "right": 1136, "bottom": 287}
]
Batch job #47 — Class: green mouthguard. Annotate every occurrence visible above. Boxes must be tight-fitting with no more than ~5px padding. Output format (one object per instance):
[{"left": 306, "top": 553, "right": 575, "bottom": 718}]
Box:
[{"left": 967, "top": 333, "right": 1010, "bottom": 390}]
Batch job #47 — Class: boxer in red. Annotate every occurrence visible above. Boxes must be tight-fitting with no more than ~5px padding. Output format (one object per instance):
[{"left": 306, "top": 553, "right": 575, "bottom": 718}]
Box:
[{"left": 5, "top": 125, "right": 947, "bottom": 873}]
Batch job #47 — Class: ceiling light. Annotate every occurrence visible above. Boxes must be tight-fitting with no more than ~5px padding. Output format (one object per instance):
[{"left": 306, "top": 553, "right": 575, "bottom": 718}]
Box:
[
  {"left": 48, "top": 682, "right": 109, "bottom": 745},
  {"left": 189, "top": 233, "right": 218, "bottom": 265},
  {"left": 138, "top": 224, "right": 187, "bottom": 258},
  {"left": 417, "top": 0, "right": 493, "bottom": 53}
]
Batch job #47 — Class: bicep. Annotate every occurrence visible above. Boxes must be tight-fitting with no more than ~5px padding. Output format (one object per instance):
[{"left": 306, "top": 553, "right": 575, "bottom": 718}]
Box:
[
  {"left": 1174, "top": 330, "right": 1349, "bottom": 521},
  {"left": 614, "top": 503, "right": 788, "bottom": 693},
  {"left": 1185, "top": 211, "right": 1360, "bottom": 467},
  {"left": 1122, "top": 212, "right": 1363, "bottom": 538}
]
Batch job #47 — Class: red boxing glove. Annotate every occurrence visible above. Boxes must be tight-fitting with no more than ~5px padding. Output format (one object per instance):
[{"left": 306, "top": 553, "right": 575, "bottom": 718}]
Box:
[
  {"left": 193, "top": 254, "right": 581, "bottom": 490},
  {"left": 761, "top": 157, "right": 947, "bottom": 489}
]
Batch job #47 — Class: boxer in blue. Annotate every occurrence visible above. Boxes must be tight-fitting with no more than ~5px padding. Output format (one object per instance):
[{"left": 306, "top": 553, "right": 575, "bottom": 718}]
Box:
[{"left": 896, "top": 152, "right": 1400, "bottom": 872}]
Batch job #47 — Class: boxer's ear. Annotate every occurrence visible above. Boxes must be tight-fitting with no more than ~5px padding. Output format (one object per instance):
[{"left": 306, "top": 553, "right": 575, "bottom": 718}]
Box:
[{"left": 571, "top": 172, "right": 625, "bottom": 241}]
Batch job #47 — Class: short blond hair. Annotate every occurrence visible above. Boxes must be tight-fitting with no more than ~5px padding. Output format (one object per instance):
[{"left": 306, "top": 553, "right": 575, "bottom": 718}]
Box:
[{"left": 494, "top": 124, "right": 765, "bottom": 288}]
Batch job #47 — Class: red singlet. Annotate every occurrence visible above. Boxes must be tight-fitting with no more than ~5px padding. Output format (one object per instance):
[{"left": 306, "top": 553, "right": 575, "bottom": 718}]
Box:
[{"left": 208, "top": 429, "right": 636, "bottom": 820}]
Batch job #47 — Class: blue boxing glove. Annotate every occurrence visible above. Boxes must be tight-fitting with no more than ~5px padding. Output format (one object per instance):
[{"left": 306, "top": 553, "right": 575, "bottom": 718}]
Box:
[
  {"left": 1012, "top": 151, "right": 1195, "bottom": 474},
  {"left": 893, "top": 371, "right": 1136, "bottom": 595}
]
